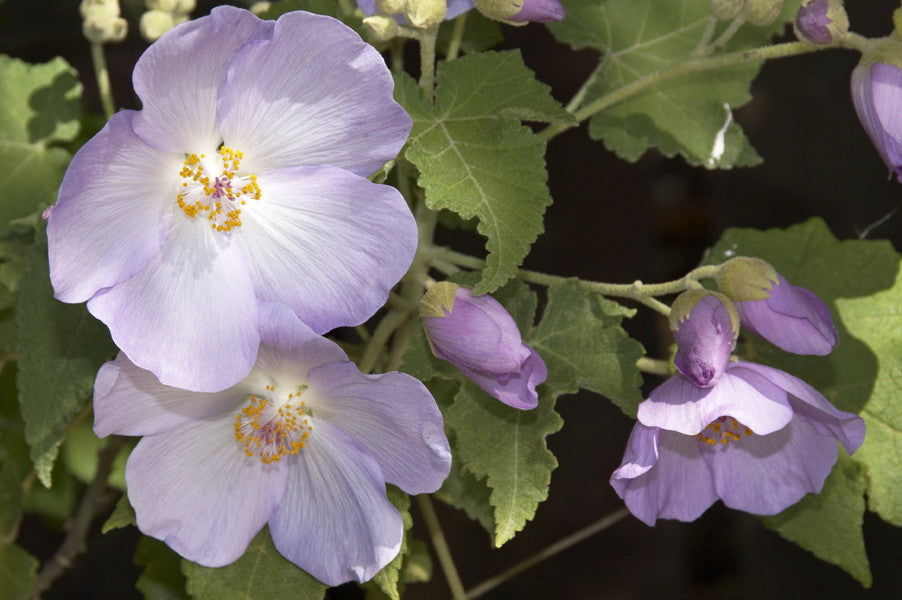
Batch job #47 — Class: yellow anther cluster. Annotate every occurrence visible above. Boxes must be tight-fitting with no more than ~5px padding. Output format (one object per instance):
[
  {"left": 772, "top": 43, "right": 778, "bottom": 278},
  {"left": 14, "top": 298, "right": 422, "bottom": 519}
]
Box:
[
  {"left": 234, "top": 394, "right": 311, "bottom": 464},
  {"left": 696, "top": 417, "right": 753, "bottom": 446},
  {"left": 175, "top": 147, "right": 262, "bottom": 232}
]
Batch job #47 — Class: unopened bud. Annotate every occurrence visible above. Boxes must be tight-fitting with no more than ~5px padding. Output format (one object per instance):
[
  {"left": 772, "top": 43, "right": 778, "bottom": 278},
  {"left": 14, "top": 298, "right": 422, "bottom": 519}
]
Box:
[
  {"left": 250, "top": 2, "right": 272, "bottom": 15},
  {"left": 147, "top": 0, "right": 179, "bottom": 11},
  {"left": 711, "top": 0, "right": 745, "bottom": 21},
  {"left": 474, "top": 0, "right": 564, "bottom": 23},
  {"left": 669, "top": 289, "right": 739, "bottom": 338},
  {"left": 715, "top": 257, "right": 779, "bottom": 301},
  {"left": 406, "top": 0, "right": 447, "bottom": 28},
  {"left": 363, "top": 15, "right": 400, "bottom": 40},
  {"left": 745, "top": 0, "right": 783, "bottom": 26},
  {"left": 376, "top": 0, "right": 406, "bottom": 14},
  {"left": 174, "top": 0, "right": 195, "bottom": 14},
  {"left": 139, "top": 9, "right": 174, "bottom": 42},
  {"left": 80, "top": 0, "right": 119, "bottom": 19},
  {"left": 83, "top": 12, "right": 128, "bottom": 43},
  {"left": 794, "top": 0, "right": 847, "bottom": 45}
]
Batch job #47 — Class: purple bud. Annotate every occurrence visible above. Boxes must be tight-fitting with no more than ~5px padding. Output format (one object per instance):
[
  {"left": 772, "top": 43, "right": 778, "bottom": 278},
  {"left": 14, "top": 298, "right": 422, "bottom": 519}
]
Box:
[
  {"left": 472, "top": 0, "right": 564, "bottom": 23},
  {"left": 670, "top": 292, "right": 738, "bottom": 388},
  {"left": 851, "top": 61, "right": 902, "bottom": 182},
  {"left": 734, "top": 273, "right": 838, "bottom": 356},
  {"left": 796, "top": 1, "right": 832, "bottom": 44},
  {"left": 421, "top": 283, "right": 546, "bottom": 410}
]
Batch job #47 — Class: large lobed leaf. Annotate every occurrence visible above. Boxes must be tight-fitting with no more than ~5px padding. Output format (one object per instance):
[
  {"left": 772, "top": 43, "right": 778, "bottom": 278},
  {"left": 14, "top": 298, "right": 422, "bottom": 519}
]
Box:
[
  {"left": 547, "top": 0, "right": 801, "bottom": 167},
  {"left": 706, "top": 218, "right": 902, "bottom": 585},
  {"left": 395, "top": 51, "right": 574, "bottom": 294},
  {"left": 0, "top": 55, "right": 80, "bottom": 236}
]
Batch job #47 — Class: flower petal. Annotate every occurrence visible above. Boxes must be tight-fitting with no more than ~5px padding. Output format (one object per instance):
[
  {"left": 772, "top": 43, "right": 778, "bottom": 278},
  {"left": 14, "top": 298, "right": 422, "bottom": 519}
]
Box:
[
  {"left": 307, "top": 362, "right": 450, "bottom": 494},
  {"left": 132, "top": 6, "right": 273, "bottom": 152},
  {"left": 455, "top": 346, "right": 546, "bottom": 410},
  {"left": 701, "top": 414, "right": 838, "bottom": 515},
  {"left": 217, "top": 10, "right": 411, "bottom": 176},
  {"left": 236, "top": 166, "right": 416, "bottom": 333},
  {"left": 254, "top": 302, "right": 349, "bottom": 380},
  {"left": 48, "top": 111, "right": 178, "bottom": 303},
  {"left": 269, "top": 420, "right": 402, "bottom": 586},
  {"left": 126, "top": 417, "right": 287, "bottom": 566},
  {"left": 851, "top": 63, "right": 902, "bottom": 179},
  {"left": 736, "top": 362, "right": 865, "bottom": 453},
  {"left": 87, "top": 220, "right": 259, "bottom": 392},
  {"left": 638, "top": 368, "right": 793, "bottom": 436},
  {"left": 93, "top": 352, "right": 254, "bottom": 438},
  {"left": 611, "top": 425, "right": 717, "bottom": 526}
]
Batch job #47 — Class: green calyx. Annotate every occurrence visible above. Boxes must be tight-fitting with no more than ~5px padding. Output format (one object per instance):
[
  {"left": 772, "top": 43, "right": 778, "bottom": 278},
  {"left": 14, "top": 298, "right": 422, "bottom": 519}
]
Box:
[
  {"left": 473, "top": 0, "right": 523, "bottom": 21},
  {"left": 858, "top": 34, "right": 902, "bottom": 70},
  {"left": 715, "top": 256, "right": 779, "bottom": 301},
  {"left": 744, "top": 0, "right": 783, "bottom": 26},
  {"left": 669, "top": 290, "right": 741, "bottom": 339},
  {"left": 420, "top": 281, "right": 459, "bottom": 318}
]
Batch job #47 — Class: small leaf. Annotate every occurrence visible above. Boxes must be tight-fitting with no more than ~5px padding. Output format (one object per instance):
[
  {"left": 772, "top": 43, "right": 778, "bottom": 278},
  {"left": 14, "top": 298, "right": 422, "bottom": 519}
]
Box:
[
  {"left": 102, "top": 494, "right": 136, "bottom": 534},
  {"left": 183, "top": 528, "right": 327, "bottom": 600},
  {"left": 396, "top": 51, "right": 574, "bottom": 293},
  {"left": 16, "top": 232, "right": 116, "bottom": 486},
  {"left": 0, "top": 543, "right": 38, "bottom": 600},
  {"left": 135, "top": 537, "right": 190, "bottom": 600}
]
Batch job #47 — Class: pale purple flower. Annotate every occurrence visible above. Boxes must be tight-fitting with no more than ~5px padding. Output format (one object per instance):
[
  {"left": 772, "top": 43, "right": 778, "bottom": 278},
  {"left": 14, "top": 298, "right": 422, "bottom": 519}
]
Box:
[
  {"left": 500, "top": 0, "right": 565, "bottom": 23},
  {"left": 795, "top": 0, "right": 832, "bottom": 44},
  {"left": 851, "top": 62, "right": 902, "bottom": 182},
  {"left": 610, "top": 294, "right": 864, "bottom": 526},
  {"left": 47, "top": 7, "right": 415, "bottom": 392},
  {"left": 672, "top": 294, "right": 736, "bottom": 388},
  {"left": 421, "top": 283, "right": 546, "bottom": 410},
  {"left": 734, "top": 273, "right": 838, "bottom": 356},
  {"left": 93, "top": 303, "right": 451, "bottom": 586}
]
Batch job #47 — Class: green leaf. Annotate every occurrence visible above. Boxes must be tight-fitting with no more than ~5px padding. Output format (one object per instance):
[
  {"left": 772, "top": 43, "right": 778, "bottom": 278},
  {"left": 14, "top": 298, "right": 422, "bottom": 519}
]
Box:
[
  {"left": 437, "top": 11, "right": 503, "bottom": 55},
  {"left": 16, "top": 233, "right": 116, "bottom": 487},
  {"left": 0, "top": 55, "right": 80, "bottom": 236},
  {"left": 396, "top": 51, "right": 574, "bottom": 293},
  {"left": 370, "top": 486, "right": 411, "bottom": 600},
  {"left": 547, "top": 0, "right": 800, "bottom": 167},
  {"left": 762, "top": 453, "right": 870, "bottom": 586},
  {"left": 0, "top": 543, "right": 38, "bottom": 600},
  {"left": 183, "top": 528, "right": 326, "bottom": 600},
  {"left": 62, "top": 419, "right": 129, "bottom": 490},
  {"left": 135, "top": 537, "right": 190, "bottom": 600},
  {"left": 705, "top": 217, "right": 900, "bottom": 581},
  {"left": 528, "top": 279, "right": 644, "bottom": 416},
  {"left": 433, "top": 454, "right": 494, "bottom": 538},
  {"left": 0, "top": 363, "right": 28, "bottom": 538},
  {"left": 102, "top": 493, "right": 136, "bottom": 534}
]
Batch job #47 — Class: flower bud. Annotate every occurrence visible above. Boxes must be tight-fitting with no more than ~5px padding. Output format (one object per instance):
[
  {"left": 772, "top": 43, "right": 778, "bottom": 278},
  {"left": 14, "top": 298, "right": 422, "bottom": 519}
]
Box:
[
  {"left": 376, "top": 0, "right": 407, "bottom": 14},
  {"left": 147, "top": 0, "right": 179, "bottom": 12},
  {"left": 717, "top": 260, "right": 838, "bottom": 355},
  {"left": 851, "top": 53, "right": 902, "bottom": 181},
  {"left": 83, "top": 13, "right": 128, "bottom": 43},
  {"left": 670, "top": 291, "right": 739, "bottom": 388},
  {"left": 420, "top": 282, "right": 547, "bottom": 410},
  {"left": 711, "top": 0, "right": 745, "bottom": 21},
  {"left": 744, "top": 0, "right": 783, "bottom": 26},
  {"left": 363, "top": 15, "right": 401, "bottom": 40},
  {"left": 794, "top": 0, "right": 848, "bottom": 45},
  {"left": 250, "top": 2, "right": 272, "bottom": 15},
  {"left": 139, "top": 9, "right": 175, "bottom": 42},
  {"left": 473, "top": 0, "right": 565, "bottom": 23},
  {"left": 406, "top": 0, "right": 448, "bottom": 28}
]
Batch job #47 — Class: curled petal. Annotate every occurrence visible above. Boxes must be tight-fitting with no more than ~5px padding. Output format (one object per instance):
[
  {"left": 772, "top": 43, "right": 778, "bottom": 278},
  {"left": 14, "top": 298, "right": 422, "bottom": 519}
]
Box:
[
  {"left": 269, "top": 420, "right": 402, "bottom": 587},
  {"left": 126, "top": 418, "right": 287, "bottom": 567},
  {"left": 456, "top": 347, "right": 546, "bottom": 410}
]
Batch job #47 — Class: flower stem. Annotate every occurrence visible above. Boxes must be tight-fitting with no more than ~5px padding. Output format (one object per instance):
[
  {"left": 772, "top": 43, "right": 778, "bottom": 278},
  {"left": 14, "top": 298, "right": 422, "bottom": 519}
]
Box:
[
  {"left": 358, "top": 308, "right": 412, "bottom": 374},
  {"left": 540, "top": 39, "right": 830, "bottom": 142},
  {"left": 446, "top": 13, "right": 468, "bottom": 61},
  {"left": 419, "top": 25, "right": 440, "bottom": 101},
  {"left": 90, "top": 41, "right": 115, "bottom": 119},
  {"left": 636, "top": 356, "right": 672, "bottom": 376},
  {"left": 30, "top": 438, "right": 125, "bottom": 600},
  {"left": 417, "top": 494, "right": 467, "bottom": 600},
  {"left": 462, "top": 507, "right": 630, "bottom": 600}
]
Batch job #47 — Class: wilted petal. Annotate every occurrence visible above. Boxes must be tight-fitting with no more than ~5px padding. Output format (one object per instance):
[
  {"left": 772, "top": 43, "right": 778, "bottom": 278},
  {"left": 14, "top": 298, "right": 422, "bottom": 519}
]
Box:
[
  {"left": 269, "top": 420, "right": 402, "bottom": 587},
  {"left": 48, "top": 111, "right": 178, "bottom": 303},
  {"left": 308, "top": 362, "right": 451, "bottom": 494},
  {"left": 236, "top": 166, "right": 416, "bottom": 333},
  {"left": 126, "top": 417, "right": 287, "bottom": 566},
  {"left": 701, "top": 415, "right": 838, "bottom": 515},
  {"left": 218, "top": 10, "right": 410, "bottom": 176},
  {"left": 132, "top": 5, "right": 273, "bottom": 152}
]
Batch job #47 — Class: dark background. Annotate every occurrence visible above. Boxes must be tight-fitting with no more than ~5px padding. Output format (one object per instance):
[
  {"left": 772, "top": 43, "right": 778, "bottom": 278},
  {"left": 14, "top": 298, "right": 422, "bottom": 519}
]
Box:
[{"left": 2, "top": 0, "right": 900, "bottom": 599}]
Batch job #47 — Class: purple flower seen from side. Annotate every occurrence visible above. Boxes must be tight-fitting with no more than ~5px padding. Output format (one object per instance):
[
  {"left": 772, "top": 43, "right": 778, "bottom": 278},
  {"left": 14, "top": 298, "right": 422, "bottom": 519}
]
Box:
[
  {"left": 47, "top": 7, "right": 415, "bottom": 392},
  {"left": 610, "top": 295, "right": 864, "bottom": 526},
  {"left": 421, "top": 282, "right": 546, "bottom": 410},
  {"left": 671, "top": 292, "right": 738, "bottom": 388},
  {"left": 93, "top": 303, "right": 451, "bottom": 586},
  {"left": 795, "top": 0, "right": 832, "bottom": 44},
  {"left": 852, "top": 62, "right": 902, "bottom": 182}
]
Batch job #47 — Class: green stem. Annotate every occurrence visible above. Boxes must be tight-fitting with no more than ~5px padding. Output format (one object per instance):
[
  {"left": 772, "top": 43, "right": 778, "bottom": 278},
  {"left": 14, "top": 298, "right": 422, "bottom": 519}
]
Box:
[
  {"left": 636, "top": 356, "right": 672, "bottom": 376},
  {"left": 419, "top": 25, "right": 440, "bottom": 101},
  {"left": 540, "top": 39, "right": 838, "bottom": 142},
  {"left": 417, "top": 494, "right": 467, "bottom": 600},
  {"left": 446, "top": 12, "right": 468, "bottom": 61},
  {"left": 90, "top": 42, "right": 115, "bottom": 119},
  {"left": 690, "top": 13, "right": 719, "bottom": 56},
  {"left": 462, "top": 507, "right": 630, "bottom": 600},
  {"left": 705, "top": 14, "right": 747, "bottom": 55},
  {"left": 358, "top": 309, "right": 412, "bottom": 373}
]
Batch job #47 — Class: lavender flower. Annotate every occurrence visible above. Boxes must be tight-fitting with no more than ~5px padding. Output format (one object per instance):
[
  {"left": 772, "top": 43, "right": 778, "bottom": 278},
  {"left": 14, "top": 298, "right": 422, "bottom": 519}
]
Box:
[
  {"left": 357, "top": 0, "right": 564, "bottom": 24},
  {"left": 717, "top": 257, "right": 838, "bottom": 356},
  {"left": 852, "top": 61, "right": 902, "bottom": 182},
  {"left": 420, "top": 282, "right": 546, "bottom": 410},
  {"left": 47, "top": 7, "right": 415, "bottom": 392},
  {"left": 610, "top": 293, "right": 864, "bottom": 526},
  {"left": 93, "top": 303, "right": 451, "bottom": 586}
]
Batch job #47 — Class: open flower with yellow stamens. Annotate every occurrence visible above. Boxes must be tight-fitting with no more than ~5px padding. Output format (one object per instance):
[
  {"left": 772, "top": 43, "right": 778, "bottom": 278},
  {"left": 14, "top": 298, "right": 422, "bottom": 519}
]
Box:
[
  {"left": 47, "top": 6, "right": 415, "bottom": 392},
  {"left": 610, "top": 293, "right": 865, "bottom": 526},
  {"left": 93, "top": 303, "right": 451, "bottom": 586}
]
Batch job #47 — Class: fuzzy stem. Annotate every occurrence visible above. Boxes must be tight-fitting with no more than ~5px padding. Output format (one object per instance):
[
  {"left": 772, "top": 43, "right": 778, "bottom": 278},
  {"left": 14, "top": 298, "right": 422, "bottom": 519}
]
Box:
[
  {"left": 90, "top": 42, "right": 115, "bottom": 119},
  {"left": 636, "top": 356, "right": 672, "bottom": 376},
  {"left": 419, "top": 25, "right": 439, "bottom": 101},
  {"left": 446, "top": 12, "right": 468, "bottom": 61},
  {"left": 417, "top": 494, "right": 467, "bottom": 600}
]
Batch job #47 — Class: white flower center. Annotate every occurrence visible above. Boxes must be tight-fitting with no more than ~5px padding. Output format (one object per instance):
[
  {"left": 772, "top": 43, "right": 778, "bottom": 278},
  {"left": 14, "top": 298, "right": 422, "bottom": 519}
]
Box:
[
  {"left": 176, "top": 146, "right": 261, "bottom": 232},
  {"left": 696, "top": 416, "right": 753, "bottom": 447},
  {"left": 234, "top": 384, "right": 311, "bottom": 464}
]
